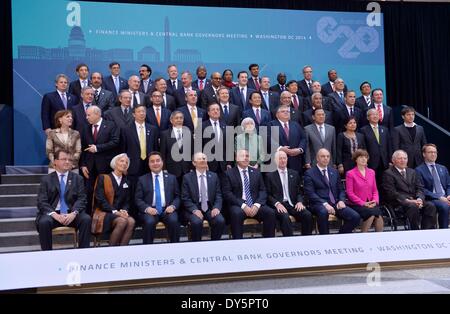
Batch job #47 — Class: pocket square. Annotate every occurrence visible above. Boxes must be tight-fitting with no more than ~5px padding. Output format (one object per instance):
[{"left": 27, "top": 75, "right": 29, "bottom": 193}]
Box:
[{"left": 123, "top": 183, "right": 129, "bottom": 188}]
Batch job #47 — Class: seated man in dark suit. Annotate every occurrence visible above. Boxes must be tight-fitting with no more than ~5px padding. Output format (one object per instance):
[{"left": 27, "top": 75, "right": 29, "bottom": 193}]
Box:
[
  {"left": 41, "top": 74, "right": 77, "bottom": 134},
  {"left": 222, "top": 149, "right": 276, "bottom": 239},
  {"left": 182, "top": 152, "right": 226, "bottom": 241},
  {"left": 36, "top": 150, "right": 91, "bottom": 250},
  {"left": 265, "top": 151, "right": 313, "bottom": 236},
  {"left": 135, "top": 152, "right": 181, "bottom": 244},
  {"left": 383, "top": 150, "right": 437, "bottom": 230},
  {"left": 416, "top": 144, "right": 450, "bottom": 229},
  {"left": 303, "top": 148, "right": 360, "bottom": 234}
]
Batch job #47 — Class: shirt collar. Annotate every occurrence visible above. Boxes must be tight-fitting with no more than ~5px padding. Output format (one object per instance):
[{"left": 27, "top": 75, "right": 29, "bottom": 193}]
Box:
[{"left": 404, "top": 122, "right": 416, "bottom": 127}]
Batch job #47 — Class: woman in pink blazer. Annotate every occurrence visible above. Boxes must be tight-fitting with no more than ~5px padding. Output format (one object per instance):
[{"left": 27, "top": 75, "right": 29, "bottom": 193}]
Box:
[{"left": 345, "top": 149, "right": 384, "bottom": 232}]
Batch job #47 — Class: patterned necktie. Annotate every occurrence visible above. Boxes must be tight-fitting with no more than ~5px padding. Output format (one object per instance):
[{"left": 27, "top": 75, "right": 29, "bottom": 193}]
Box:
[
  {"left": 254, "top": 78, "right": 260, "bottom": 90},
  {"left": 401, "top": 170, "right": 407, "bottom": 180},
  {"left": 93, "top": 124, "right": 98, "bottom": 142},
  {"left": 190, "top": 107, "right": 198, "bottom": 128},
  {"left": 139, "top": 125, "right": 146, "bottom": 160},
  {"left": 114, "top": 77, "right": 120, "bottom": 94},
  {"left": 255, "top": 108, "right": 261, "bottom": 124},
  {"left": 430, "top": 165, "right": 445, "bottom": 197},
  {"left": 377, "top": 104, "right": 383, "bottom": 122},
  {"left": 61, "top": 92, "right": 67, "bottom": 109},
  {"left": 82, "top": 80, "right": 87, "bottom": 88},
  {"left": 144, "top": 80, "right": 148, "bottom": 93},
  {"left": 223, "top": 105, "right": 229, "bottom": 119},
  {"left": 283, "top": 122, "right": 289, "bottom": 140},
  {"left": 94, "top": 89, "right": 99, "bottom": 104},
  {"left": 172, "top": 80, "right": 177, "bottom": 89},
  {"left": 366, "top": 96, "right": 371, "bottom": 107},
  {"left": 199, "top": 80, "right": 204, "bottom": 91},
  {"left": 59, "top": 174, "right": 68, "bottom": 214},
  {"left": 177, "top": 129, "right": 182, "bottom": 148},
  {"left": 292, "top": 95, "right": 299, "bottom": 109},
  {"left": 123, "top": 108, "right": 128, "bottom": 117},
  {"left": 322, "top": 169, "right": 336, "bottom": 204},
  {"left": 242, "top": 170, "right": 254, "bottom": 207},
  {"left": 155, "top": 107, "right": 161, "bottom": 126},
  {"left": 154, "top": 174, "right": 162, "bottom": 215},
  {"left": 339, "top": 92, "right": 344, "bottom": 104},
  {"left": 200, "top": 174, "right": 208, "bottom": 212}
]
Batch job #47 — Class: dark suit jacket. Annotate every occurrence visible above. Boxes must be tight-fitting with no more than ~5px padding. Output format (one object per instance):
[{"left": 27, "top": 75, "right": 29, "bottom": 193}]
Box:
[
  {"left": 242, "top": 107, "right": 271, "bottom": 129},
  {"left": 182, "top": 170, "right": 222, "bottom": 213},
  {"left": 260, "top": 90, "right": 280, "bottom": 117},
  {"left": 104, "top": 106, "right": 134, "bottom": 130},
  {"left": 202, "top": 120, "right": 231, "bottom": 173},
  {"left": 160, "top": 127, "right": 193, "bottom": 178},
  {"left": 93, "top": 88, "right": 115, "bottom": 113},
  {"left": 200, "top": 85, "right": 219, "bottom": 109},
  {"left": 192, "top": 79, "right": 211, "bottom": 91},
  {"left": 328, "top": 92, "right": 347, "bottom": 112},
  {"left": 123, "top": 123, "right": 159, "bottom": 176},
  {"left": 80, "top": 120, "right": 120, "bottom": 173},
  {"left": 369, "top": 104, "right": 394, "bottom": 130},
  {"left": 265, "top": 169, "right": 304, "bottom": 207},
  {"left": 130, "top": 91, "right": 151, "bottom": 108},
  {"left": 146, "top": 106, "right": 171, "bottom": 131},
  {"left": 333, "top": 106, "right": 364, "bottom": 134},
  {"left": 392, "top": 124, "right": 427, "bottom": 168},
  {"left": 94, "top": 173, "right": 130, "bottom": 212},
  {"left": 68, "top": 80, "right": 91, "bottom": 104},
  {"left": 166, "top": 79, "right": 182, "bottom": 96},
  {"left": 174, "top": 88, "right": 201, "bottom": 108},
  {"left": 336, "top": 132, "right": 366, "bottom": 172},
  {"left": 321, "top": 82, "right": 348, "bottom": 97},
  {"left": 102, "top": 75, "right": 129, "bottom": 99},
  {"left": 219, "top": 103, "right": 241, "bottom": 127},
  {"left": 304, "top": 95, "right": 333, "bottom": 112},
  {"left": 416, "top": 163, "right": 450, "bottom": 200},
  {"left": 230, "top": 86, "right": 256, "bottom": 111},
  {"left": 247, "top": 77, "right": 261, "bottom": 91},
  {"left": 36, "top": 172, "right": 87, "bottom": 224},
  {"left": 356, "top": 95, "right": 371, "bottom": 111},
  {"left": 71, "top": 103, "right": 89, "bottom": 134},
  {"left": 222, "top": 167, "right": 267, "bottom": 208},
  {"left": 135, "top": 172, "right": 181, "bottom": 215},
  {"left": 150, "top": 94, "right": 177, "bottom": 111},
  {"left": 139, "top": 79, "right": 154, "bottom": 95},
  {"left": 178, "top": 105, "right": 206, "bottom": 132},
  {"left": 304, "top": 166, "right": 345, "bottom": 206},
  {"left": 360, "top": 124, "right": 392, "bottom": 170},
  {"left": 297, "top": 79, "right": 313, "bottom": 98},
  {"left": 41, "top": 91, "right": 77, "bottom": 130},
  {"left": 269, "top": 120, "right": 307, "bottom": 173},
  {"left": 269, "top": 84, "right": 286, "bottom": 94},
  {"left": 383, "top": 166, "right": 425, "bottom": 205}
]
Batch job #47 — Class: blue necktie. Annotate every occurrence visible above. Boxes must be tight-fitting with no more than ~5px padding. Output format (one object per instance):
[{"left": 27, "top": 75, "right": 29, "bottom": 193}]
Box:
[
  {"left": 59, "top": 174, "right": 68, "bottom": 214},
  {"left": 241, "top": 88, "right": 246, "bottom": 107},
  {"left": 223, "top": 105, "right": 229, "bottom": 119},
  {"left": 114, "top": 77, "right": 120, "bottom": 94},
  {"left": 243, "top": 170, "right": 254, "bottom": 207},
  {"left": 431, "top": 165, "right": 445, "bottom": 197},
  {"left": 154, "top": 174, "right": 162, "bottom": 215},
  {"left": 322, "top": 169, "right": 336, "bottom": 205}
]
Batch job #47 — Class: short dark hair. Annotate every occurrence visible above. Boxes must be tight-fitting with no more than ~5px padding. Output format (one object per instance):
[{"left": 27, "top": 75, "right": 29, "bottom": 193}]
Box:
[
  {"left": 140, "top": 64, "right": 152, "bottom": 75},
  {"left": 371, "top": 88, "right": 383, "bottom": 97},
  {"left": 352, "top": 149, "right": 369, "bottom": 162},
  {"left": 237, "top": 71, "right": 248, "bottom": 79},
  {"left": 248, "top": 63, "right": 259, "bottom": 71},
  {"left": 148, "top": 151, "right": 162, "bottom": 159},
  {"left": 286, "top": 80, "right": 298, "bottom": 88},
  {"left": 76, "top": 63, "right": 89, "bottom": 72},
  {"left": 54, "top": 149, "right": 71, "bottom": 160},
  {"left": 401, "top": 106, "right": 415, "bottom": 116},
  {"left": 359, "top": 81, "right": 371, "bottom": 91},
  {"left": 343, "top": 116, "right": 357, "bottom": 127},
  {"left": 312, "top": 108, "right": 325, "bottom": 116},
  {"left": 109, "top": 62, "right": 120, "bottom": 68}
]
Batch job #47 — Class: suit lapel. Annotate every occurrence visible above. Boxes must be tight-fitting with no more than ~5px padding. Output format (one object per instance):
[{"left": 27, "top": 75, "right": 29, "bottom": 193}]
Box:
[{"left": 163, "top": 173, "right": 170, "bottom": 202}]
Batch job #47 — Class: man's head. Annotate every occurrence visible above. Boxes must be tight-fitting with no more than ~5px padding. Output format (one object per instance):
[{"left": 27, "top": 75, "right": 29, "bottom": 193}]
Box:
[
  {"left": 249, "top": 64, "right": 259, "bottom": 78},
  {"left": 133, "top": 105, "right": 147, "bottom": 124},
  {"left": 192, "top": 152, "right": 208, "bottom": 172},
  {"left": 167, "top": 65, "right": 178, "bottom": 80},
  {"left": 327, "top": 69, "right": 337, "bottom": 82},
  {"left": 422, "top": 144, "right": 438, "bottom": 163},
  {"left": 154, "top": 77, "right": 167, "bottom": 93},
  {"left": 55, "top": 74, "right": 69, "bottom": 92},
  {"left": 274, "top": 150, "right": 288, "bottom": 170},
  {"left": 345, "top": 90, "right": 356, "bottom": 107},
  {"left": 128, "top": 75, "right": 140, "bottom": 92},
  {"left": 218, "top": 87, "right": 230, "bottom": 104},
  {"left": 207, "top": 103, "right": 221, "bottom": 120},
  {"left": 181, "top": 71, "right": 193, "bottom": 88},
  {"left": 312, "top": 108, "right": 326, "bottom": 125},
  {"left": 170, "top": 110, "right": 184, "bottom": 128},
  {"left": 277, "top": 73, "right": 287, "bottom": 85},
  {"left": 86, "top": 105, "right": 102, "bottom": 125},
  {"left": 316, "top": 148, "right": 331, "bottom": 168},
  {"left": 279, "top": 91, "right": 292, "bottom": 107},
  {"left": 260, "top": 76, "right": 270, "bottom": 91},
  {"left": 237, "top": 71, "right": 248, "bottom": 86},
  {"left": 185, "top": 90, "right": 198, "bottom": 106},
  {"left": 372, "top": 88, "right": 384, "bottom": 104},
  {"left": 392, "top": 150, "right": 408, "bottom": 170},
  {"left": 151, "top": 90, "right": 163, "bottom": 107},
  {"left": 276, "top": 104, "right": 291, "bottom": 122},
  {"left": 54, "top": 150, "right": 73, "bottom": 173},
  {"left": 249, "top": 91, "right": 262, "bottom": 108},
  {"left": 109, "top": 62, "right": 121, "bottom": 76},
  {"left": 236, "top": 149, "right": 250, "bottom": 168},
  {"left": 196, "top": 65, "right": 207, "bottom": 80},
  {"left": 119, "top": 90, "right": 132, "bottom": 108},
  {"left": 139, "top": 64, "right": 152, "bottom": 80},
  {"left": 75, "top": 63, "right": 89, "bottom": 80},
  {"left": 360, "top": 81, "right": 371, "bottom": 96},
  {"left": 210, "top": 72, "right": 222, "bottom": 88},
  {"left": 366, "top": 108, "right": 380, "bottom": 125},
  {"left": 302, "top": 65, "right": 313, "bottom": 81},
  {"left": 148, "top": 151, "right": 164, "bottom": 173},
  {"left": 286, "top": 80, "right": 298, "bottom": 94},
  {"left": 311, "top": 81, "right": 322, "bottom": 93},
  {"left": 90, "top": 72, "right": 103, "bottom": 89},
  {"left": 81, "top": 86, "right": 95, "bottom": 104},
  {"left": 401, "top": 106, "right": 416, "bottom": 124}
]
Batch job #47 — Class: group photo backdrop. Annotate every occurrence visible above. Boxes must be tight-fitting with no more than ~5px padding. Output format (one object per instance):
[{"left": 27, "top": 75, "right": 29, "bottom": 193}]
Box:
[{"left": 12, "top": 0, "right": 385, "bottom": 165}]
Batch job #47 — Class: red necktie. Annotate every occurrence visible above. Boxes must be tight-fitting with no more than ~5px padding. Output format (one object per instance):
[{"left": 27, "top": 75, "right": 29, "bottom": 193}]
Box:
[
  {"left": 254, "top": 78, "right": 260, "bottom": 90},
  {"left": 199, "top": 80, "right": 204, "bottom": 90},
  {"left": 93, "top": 124, "right": 98, "bottom": 142},
  {"left": 377, "top": 104, "right": 383, "bottom": 122},
  {"left": 292, "top": 95, "right": 299, "bottom": 109},
  {"left": 283, "top": 122, "right": 289, "bottom": 140}
]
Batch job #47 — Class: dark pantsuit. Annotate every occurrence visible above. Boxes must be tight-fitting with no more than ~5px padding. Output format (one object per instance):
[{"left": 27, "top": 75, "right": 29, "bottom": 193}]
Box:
[
  {"left": 399, "top": 201, "right": 436, "bottom": 230},
  {"left": 37, "top": 213, "right": 91, "bottom": 250},
  {"left": 431, "top": 200, "right": 449, "bottom": 229},
  {"left": 140, "top": 211, "right": 180, "bottom": 244},
  {"left": 186, "top": 210, "right": 226, "bottom": 241},
  {"left": 309, "top": 204, "right": 360, "bottom": 234},
  {"left": 229, "top": 205, "right": 276, "bottom": 239}
]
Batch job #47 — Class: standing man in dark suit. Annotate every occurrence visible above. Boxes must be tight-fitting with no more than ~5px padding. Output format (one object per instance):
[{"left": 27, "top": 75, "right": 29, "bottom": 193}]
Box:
[
  {"left": 160, "top": 111, "right": 193, "bottom": 185},
  {"left": 247, "top": 64, "right": 261, "bottom": 91},
  {"left": 297, "top": 65, "right": 314, "bottom": 98},
  {"left": 202, "top": 103, "right": 232, "bottom": 177},
  {"left": 265, "top": 151, "right": 313, "bottom": 236},
  {"left": 370, "top": 88, "right": 394, "bottom": 131},
  {"left": 321, "top": 69, "right": 348, "bottom": 96},
  {"left": 222, "top": 149, "right": 276, "bottom": 239},
  {"left": 304, "top": 148, "right": 360, "bottom": 234},
  {"left": 41, "top": 74, "right": 77, "bottom": 134},
  {"left": 71, "top": 86, "right": 94, "bottom": 134},
  {"left": 153, "top": 77, "right": 176, "bottom": 111},
  {"left": 269, "top": 72, "right": 287, "bottom": 94},
  {"left": 68, "top": 63, "right": 90, "bottom": 104},
  {"left": 90, "top": 72, "right": 114, "bottom": 113},
  {"left": 166, "top": 64, "right": 182, "bottom": 96},
  {"left": 333, "top": 90, "right": 363, "bottom": 134},
  {"left": 242, "top": 91, "right": 271, "bottom": 131},
  {"left": 279, "top": 91, "right": 304, "bottom": 126},
  {"left": 217, "top": 87, "right": 241, "bottom": 128},
  {"left": 128, "top": 75, "right": 151, "bottom": 108},
  {"left": 230, "top": 71, "right": 256, "bottom": 111},
  {"left": 102, "top": 62, "right": 129, "bottom": 100},
  {"left": 174, "top": 71, "right": 201, "bottom": 108},
  {"left": 303, "top": 81, "right": 333, "bottom": 112},
  {"left": 200, "top": 72, "right": 221, "bottom": 109},
  {"left": 302, "top": 92, "right": 334, "bottom": 127},
  {"left": 36, "top": 150, "right": 91, "bottom": 250},
  {"left": 80, "top": 105, "right": 120, "bottom": 214},
  {"left": 393, "top": 106, "right": 427, "bottom": 168},
  {"left": 192, "top": 65, "right": 211, "bottom": 91},
  {"left": 416, "top": 144, "right": 450, "bottom": 229},
  {"left": 355, "top": 81, "right": 372, "bottom": 111},
  {"left": 383, "top": 150, "right": 436, "bottom": 230},
  {"left": 327, "top": 78, "right": 347, "bottom": 112},
  {"left": 269, "top": 104, "right": 307, "bottom": 175},
  {"left": 138, "top": 64, "right": 154, "bottom": 96},
  {"left": 104, "top": 90, "right": 133, "bottom": 130},
  {"left": 146, "top": 90, "right": 171, "bottom": 131},
  {"left": 360, "top": 108, "right": 392, "bottom": 185},
  {"left": 178, "top": 90, "right": 206, "bottom": 132},
  {"left": 135, "top": 152, "right": 181, "bottom": 244},
  {"left": 182, "top": 152, "right": 226, "bottom": 241},
  {"left": 259, "top": 76, "right": 280, "bottom": 117}
]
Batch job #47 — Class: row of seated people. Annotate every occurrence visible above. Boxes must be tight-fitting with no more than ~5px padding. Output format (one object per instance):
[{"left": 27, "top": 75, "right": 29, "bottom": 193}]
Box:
[{"left": 36, "top": 144, "right": 449, "bottom": 251}]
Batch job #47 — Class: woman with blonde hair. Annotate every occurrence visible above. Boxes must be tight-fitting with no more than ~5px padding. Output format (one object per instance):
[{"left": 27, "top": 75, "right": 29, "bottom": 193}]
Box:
[{"left": 46, "top": 110, "right": 81, "bottom": 173}]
